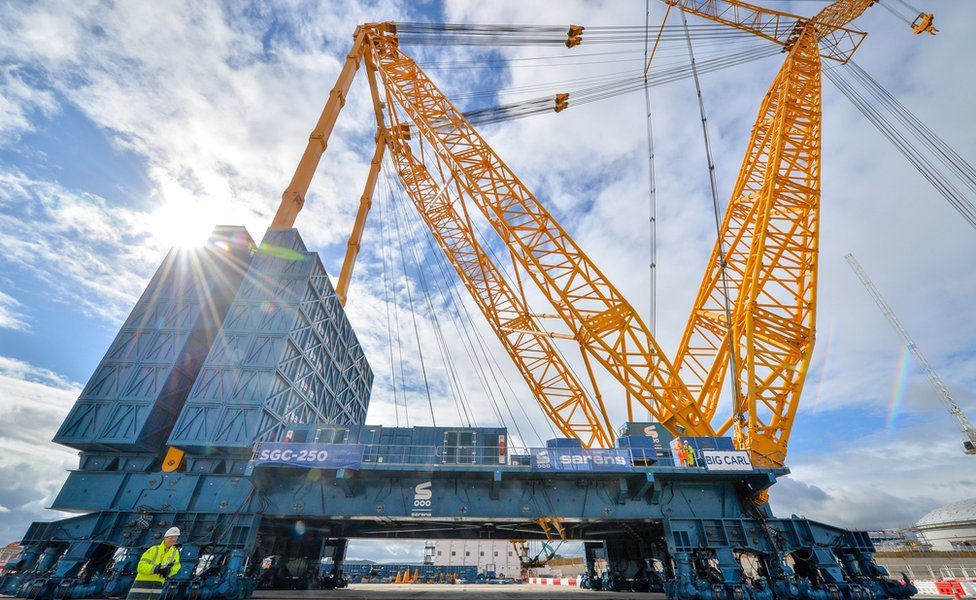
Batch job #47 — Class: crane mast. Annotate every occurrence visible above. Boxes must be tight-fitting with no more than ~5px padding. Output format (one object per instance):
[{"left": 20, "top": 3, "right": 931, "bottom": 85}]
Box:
[
  {"left": 845, "top": 253, "right": 976, "bottom": 455},
  {"left": 664, "top": 0, "right": 875, "bottom": 467}
]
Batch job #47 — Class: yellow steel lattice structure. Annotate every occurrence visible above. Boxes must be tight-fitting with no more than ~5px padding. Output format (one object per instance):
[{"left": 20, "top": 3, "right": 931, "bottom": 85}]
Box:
[
  {"left": 270, "top": 0, "right": 907, "bottom": 466},
  {"left": 665, "top": 0, "right": 874, "bottom": 466},
  {"left": 382, "top": 129, "right": 616, "bottom": 448},
  {"left": 363, "top": 24, "right": 715, "bottom": 439}
]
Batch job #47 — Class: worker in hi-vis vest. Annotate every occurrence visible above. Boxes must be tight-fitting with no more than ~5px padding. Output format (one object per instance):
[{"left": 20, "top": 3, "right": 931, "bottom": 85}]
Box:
[{"left": 127, "top": 527, "right": 182, "bottom": 600}]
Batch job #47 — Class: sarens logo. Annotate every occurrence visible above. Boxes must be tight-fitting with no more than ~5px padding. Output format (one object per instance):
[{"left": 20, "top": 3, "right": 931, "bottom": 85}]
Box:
[
  {"left": 558, "top": 454, "right": 627, "bottom": 466},
  {"left": 411, "top": 481, "right": 432, "bottom": 516}
]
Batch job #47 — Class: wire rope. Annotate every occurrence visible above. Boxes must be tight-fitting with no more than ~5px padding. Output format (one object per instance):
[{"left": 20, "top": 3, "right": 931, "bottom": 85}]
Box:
[
  {"left": 642, "top": 0, "right": 662, "bottom": 421},
  {"left": 375, "top": 175, "right": 401, "bottom": 428},
  {"left": 405, "top": 183, "right": 555, "bottom": 444},
  {"left": 383, "top": 163, "right": 477, "bottom": 428},
  {"left": 387, "top": 167, "right": 439, "bottom": 425},
  {"left": 462, "top": 45, "right": 781, "bottom": 126},
  {"left": 826, "top": 63, "right": 976, "bottom": 230},
  {"left": 680, "top": 9, "right": 743, "bottom": 426},
  {"left": 382, "top": 169, "right": 414, "bottom": 427},
  {"left": 382, "top": 157, "right": 517, "bottom": 431},
  {"left": 876, "top": 0, "right": 913, "bottom": 25}
]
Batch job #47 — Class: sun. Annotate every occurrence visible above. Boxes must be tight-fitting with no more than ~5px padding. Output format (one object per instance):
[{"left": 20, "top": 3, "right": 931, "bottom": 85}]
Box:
[{"left": 150, "top": 197, "right": 229, "bottom": 249}]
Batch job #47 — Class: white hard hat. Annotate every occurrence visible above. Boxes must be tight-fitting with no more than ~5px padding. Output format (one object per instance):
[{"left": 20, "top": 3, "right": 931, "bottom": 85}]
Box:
[{"left": 164, "top": 527, "right": 181, "bottom": 538}]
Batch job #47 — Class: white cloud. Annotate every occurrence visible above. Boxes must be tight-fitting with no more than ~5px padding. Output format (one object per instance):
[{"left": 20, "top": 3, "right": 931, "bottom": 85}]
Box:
[
  {"left": 0, "top": 66, "right": 60, "bottom": 143},
  {"left": 771, "top": 412, "right": 976, "bottom": 529},
  {"left": 0, "top": 290, "right": 28, "bottom": 331},
  {"left": 0, "top": 356, "right": 80, "bottom": 543},
  {"left": 0, "top": 170, "right": 164, "bottom": 322}
]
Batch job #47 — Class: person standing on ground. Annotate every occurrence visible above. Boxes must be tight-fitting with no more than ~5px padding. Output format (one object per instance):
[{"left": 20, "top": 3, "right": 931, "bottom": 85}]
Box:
[{"left": 126, "top": 527, "right": 182, "bottom": 600}]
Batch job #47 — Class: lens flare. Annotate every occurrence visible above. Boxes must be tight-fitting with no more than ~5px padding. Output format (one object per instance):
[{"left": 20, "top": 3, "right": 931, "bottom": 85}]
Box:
[
  {"left": 809, "top": 323, "right": 834, "bottom": 413},
  {"left": 258, "top": 243, "right": 305, "bottom": 262},
  {"left": 886, "top": 343, "right": 912, "bottom": 434}
]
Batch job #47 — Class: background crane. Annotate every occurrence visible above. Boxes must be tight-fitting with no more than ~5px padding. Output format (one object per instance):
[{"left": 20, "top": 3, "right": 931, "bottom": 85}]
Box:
[{"left": 845, "top": 252, "right": 976, "bottom": 455}]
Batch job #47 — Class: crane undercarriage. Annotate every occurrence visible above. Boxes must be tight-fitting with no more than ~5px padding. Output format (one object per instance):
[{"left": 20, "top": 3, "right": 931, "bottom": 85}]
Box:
[{"left": 0, "top": 426, "right": 916, "bottom": 599}]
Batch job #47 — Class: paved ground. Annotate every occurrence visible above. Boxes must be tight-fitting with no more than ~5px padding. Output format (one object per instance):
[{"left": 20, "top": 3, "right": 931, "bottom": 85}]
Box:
[
  {"left": 0, "top": 590, "right": 953, "bottom": 599},
  {"left": 253, "top": 585, "right": 664, "bottom": 598}
]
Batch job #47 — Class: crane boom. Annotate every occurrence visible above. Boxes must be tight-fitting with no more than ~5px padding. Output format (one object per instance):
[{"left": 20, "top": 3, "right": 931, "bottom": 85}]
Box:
[
  {"left": 383, "top": 130, "right": 616, "bottom": 447},
  {"left": 364, "top": 25, "right": 715, "bottom": 437},
  {"left": 845, "top": 254, "right": 976, "bottom": 455},
  {"left": 662, "top": 0, "right": 869, "bottom": 62}
]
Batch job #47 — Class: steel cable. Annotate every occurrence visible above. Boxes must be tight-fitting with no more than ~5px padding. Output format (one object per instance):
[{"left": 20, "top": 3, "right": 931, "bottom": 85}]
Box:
[{"left": 826, "top": 63, "right": 976, "bottom": 230}]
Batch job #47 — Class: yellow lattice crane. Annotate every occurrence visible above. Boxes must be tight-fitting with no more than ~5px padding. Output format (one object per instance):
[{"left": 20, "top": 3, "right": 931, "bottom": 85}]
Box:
[{"left": 270, "top": 0, "right": 931, "bottom": 468}]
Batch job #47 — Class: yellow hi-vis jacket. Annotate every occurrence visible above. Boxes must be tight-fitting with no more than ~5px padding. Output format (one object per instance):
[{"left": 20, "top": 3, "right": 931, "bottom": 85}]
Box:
[{"left": 135, "top": 541, "right": 181, "bottom": 583}]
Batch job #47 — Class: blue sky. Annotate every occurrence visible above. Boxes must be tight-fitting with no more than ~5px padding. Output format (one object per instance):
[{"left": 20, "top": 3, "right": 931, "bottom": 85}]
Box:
[{"left": 1, "top": 0, "right": 975, "bottom": 560}]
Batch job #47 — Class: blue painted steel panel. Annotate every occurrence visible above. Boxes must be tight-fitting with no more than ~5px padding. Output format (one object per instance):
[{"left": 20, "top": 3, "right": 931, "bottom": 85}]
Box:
[
  {"left": 168, "top": 228, "right": 372, "bottom": 453},
  {"left": 546, "top": 437, "right": 582, "bottom": 449},
  {"left": 54, "top": 227, "right": 254, "bottom": 452},
  {"left": 617, "top": 421, "right": 673, "bottom": 457}
]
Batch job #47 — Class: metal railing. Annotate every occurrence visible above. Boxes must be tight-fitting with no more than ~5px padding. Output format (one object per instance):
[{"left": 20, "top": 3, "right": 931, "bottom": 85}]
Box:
[
  {"left": 356, "top": 444, "right": 680, "bottom": 469},
  {"left": 249, "top": 441, "right": 744, "bottom": 471}
]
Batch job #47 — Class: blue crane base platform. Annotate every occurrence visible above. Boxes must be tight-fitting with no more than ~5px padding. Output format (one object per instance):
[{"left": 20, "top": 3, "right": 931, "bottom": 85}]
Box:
[
  {"left": 0, "top": 445, "right": 919, "bottom": 600},
  {"left": 0, "top": 228, "right": 916, "bottom": 600}
]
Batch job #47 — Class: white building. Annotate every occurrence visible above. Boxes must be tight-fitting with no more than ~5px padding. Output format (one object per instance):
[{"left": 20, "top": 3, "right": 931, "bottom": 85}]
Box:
[
  {"left": 915, "top": 498, "right": 976, "bottom": 551},
  {"left": 0, "top": 543, "right": 21, "bottom": 573},
  {"left": 430, "top": 540, "right": 522, "bottom": 578}
]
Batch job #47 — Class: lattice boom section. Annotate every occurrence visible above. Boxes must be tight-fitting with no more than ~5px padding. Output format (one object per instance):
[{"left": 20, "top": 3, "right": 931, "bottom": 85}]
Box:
[
  {"left": 54, "top": 226, "right": 255, "bottom": 452},
  {"left": 168, "top": 228, "right": 372, "bottom": 453}
]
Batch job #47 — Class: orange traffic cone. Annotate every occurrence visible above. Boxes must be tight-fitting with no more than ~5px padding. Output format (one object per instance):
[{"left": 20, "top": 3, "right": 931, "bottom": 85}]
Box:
[{"left": 394, "top": 570, "right": 403, "bottom": 584}]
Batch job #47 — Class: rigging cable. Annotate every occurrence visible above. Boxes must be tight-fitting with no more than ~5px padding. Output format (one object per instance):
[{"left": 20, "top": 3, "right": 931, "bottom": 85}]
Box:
[
  {"left": 825, "top": 62, "right": 976, "bottom": 230},
  {"left": 876, "top": 0, "right": 913, "bottom": 25},
  {"left": 401, "top": 174, "right": 556, "bottom": 444},
  {"left": 376, "top": 169, "right": 401, "bottom": 427},
  {"left": 383, "top": 162, "right": 476, "bottom": 428},
  {"left": 379, "top": 172, "right": 412, "bottom": 427},
  {"left": 383, "top": 156, "right": 527, "bottom": 435},
  {"left": 680, "top": 9, "right": 743, "bottom": 424},
  {"left": 643, "top": 0, "right": 660, "bottom": 340},
  {"left": 387, "top": 166, "right": 439, "bottom": 426},
  {"left": 462, "top": 45, "right": 781, "bottom": 126}
]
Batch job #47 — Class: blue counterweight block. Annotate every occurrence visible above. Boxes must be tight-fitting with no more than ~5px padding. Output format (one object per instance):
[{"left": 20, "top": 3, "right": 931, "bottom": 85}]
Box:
[
  {"left": 54, "top": 227, "right": 254, "bottom": 453},
  {"left": 168, "top": 228, "right": 372, "bottom": 454}
]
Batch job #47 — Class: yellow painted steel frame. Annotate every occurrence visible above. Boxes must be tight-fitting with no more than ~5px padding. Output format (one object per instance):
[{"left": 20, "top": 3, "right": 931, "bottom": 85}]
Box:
[
  {"left": 273, "top": 0, "right": 880, "bottom": 466},
  {"left": 336, "top": 134, "right": 386, "bottom": 306},
  {"left": 665, "top": 0, "right": 869, "bottom": 63},
  {"left": 670, "top": 27, "right": 822, "bottom": 466},
  {"left": 363, "top": 25, "right": 714, "bottom": 438},
  {"left": 382, "top": 130, "right": 616, "bottom": 448},
  {"left": 667, "top": 0, "right": 873, "bottom": 466},
  {"left": 272, "top": 27, "right": 368, "bottom": 229}
]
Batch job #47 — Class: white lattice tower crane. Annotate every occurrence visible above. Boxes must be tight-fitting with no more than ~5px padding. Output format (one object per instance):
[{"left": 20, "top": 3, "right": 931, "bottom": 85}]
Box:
[{"left": 845, "top": 253, "right": 976, "bottom": 455}]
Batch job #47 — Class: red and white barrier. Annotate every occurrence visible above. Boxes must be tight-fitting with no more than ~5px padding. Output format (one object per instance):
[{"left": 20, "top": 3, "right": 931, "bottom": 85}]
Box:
[
  {"left": 914, "top": 578, "right": 976, "bottom": 598},
  {"left": 527, "top": 576, "right": 578, "bottom": 586}
]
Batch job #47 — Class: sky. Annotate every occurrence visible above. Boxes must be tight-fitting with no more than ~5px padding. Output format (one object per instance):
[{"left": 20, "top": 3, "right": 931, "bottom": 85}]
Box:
[{"left": 0, "top": 0, "right": 974, "bottom": 562}]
